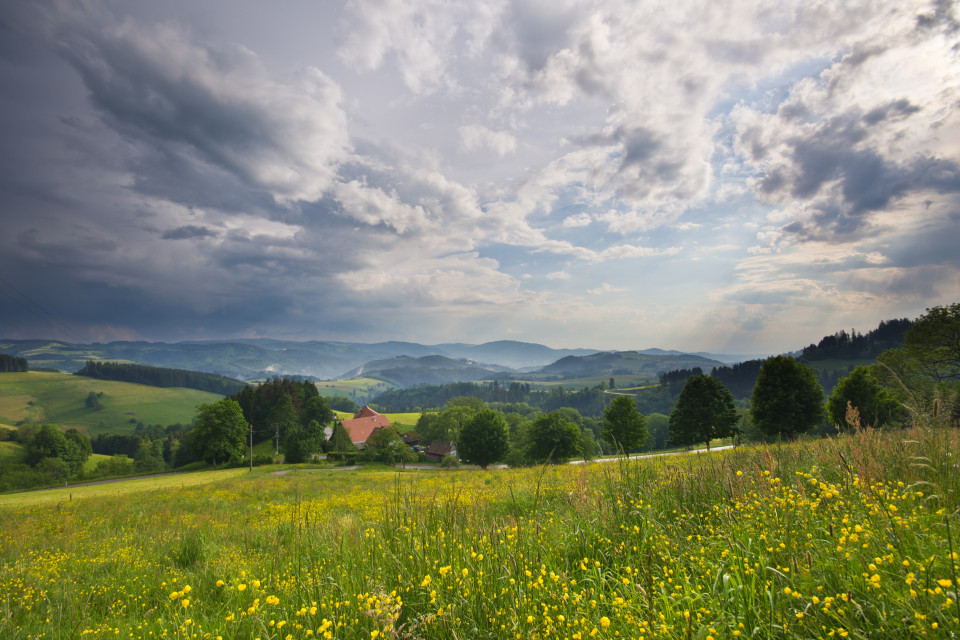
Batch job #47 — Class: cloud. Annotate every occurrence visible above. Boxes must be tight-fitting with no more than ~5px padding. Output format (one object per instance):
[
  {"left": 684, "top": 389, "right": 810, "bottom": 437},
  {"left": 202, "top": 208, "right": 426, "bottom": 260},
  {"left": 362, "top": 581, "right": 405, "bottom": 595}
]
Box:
[
  {"left": 53, "top": 8, "right": 350, "bottom": 205},
  {"left": 2, "top": 0, "right": 958, "bottom": 352},
  {"left": 731, "top": 9, "right": 960, "bottom": 242},
  {"left": 161, "top": 225, "right": 218, "bottom": 240},
  {"left": 458, "top": 124, "right": 518, "bottom": 157},
  {"left": 561, "top": 213, "right": 592, "bottom": 228},
  {"left": 587, "top": 282, "right": 623, "bottom": 295},
  {"left": 332, "top": 180, "right": 430, "bottom": 234},
  {"left": 337, "top": 0, "right": 494, "bottom": 94}
]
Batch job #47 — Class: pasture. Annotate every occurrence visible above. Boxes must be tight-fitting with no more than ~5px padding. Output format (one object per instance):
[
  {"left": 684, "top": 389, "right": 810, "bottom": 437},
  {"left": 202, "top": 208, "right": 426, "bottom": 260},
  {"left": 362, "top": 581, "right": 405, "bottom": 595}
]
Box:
[
  {"left": 1, "top": 425, "right": 957, "bottom": 639},
  {"left": 315, "top": 377, "right": 393, "bottom": 403},
  {"left": 0, "top": 372, "right": 222, "bottom": 435}
]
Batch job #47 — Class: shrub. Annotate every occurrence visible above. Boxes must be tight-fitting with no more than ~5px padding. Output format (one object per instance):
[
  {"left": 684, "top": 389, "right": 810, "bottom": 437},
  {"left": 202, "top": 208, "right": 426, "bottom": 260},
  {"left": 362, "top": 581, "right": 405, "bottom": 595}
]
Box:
[{"left": 440, "top": 453, "right": 459, "bottom": 468}]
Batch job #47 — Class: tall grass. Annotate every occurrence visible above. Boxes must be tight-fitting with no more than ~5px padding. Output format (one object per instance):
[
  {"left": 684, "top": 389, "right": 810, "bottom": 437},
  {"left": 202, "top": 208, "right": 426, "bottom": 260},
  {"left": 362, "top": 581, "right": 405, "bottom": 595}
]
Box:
[{"left": 0, "top": 425, "right": 957, "bottom": 639}]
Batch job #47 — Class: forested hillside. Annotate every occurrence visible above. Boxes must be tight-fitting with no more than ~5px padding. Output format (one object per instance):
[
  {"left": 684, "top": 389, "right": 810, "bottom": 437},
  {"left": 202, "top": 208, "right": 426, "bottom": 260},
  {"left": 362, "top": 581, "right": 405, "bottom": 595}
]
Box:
[
  {"left": 797, "top": 318, "right": 911, "bottom": 361},
  {"left": 371, "top": 380, "right": 607, "bottom": 417},
  {"left": 74, "top": 361, "right": 246, "bottom": 395}
]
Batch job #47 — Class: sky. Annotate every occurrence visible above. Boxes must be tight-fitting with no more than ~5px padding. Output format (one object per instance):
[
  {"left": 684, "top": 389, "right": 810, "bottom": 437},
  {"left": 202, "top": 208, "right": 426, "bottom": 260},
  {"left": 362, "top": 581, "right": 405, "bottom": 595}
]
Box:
[{"left": 1, "top": 0, "right": 958, "bottom": 355}]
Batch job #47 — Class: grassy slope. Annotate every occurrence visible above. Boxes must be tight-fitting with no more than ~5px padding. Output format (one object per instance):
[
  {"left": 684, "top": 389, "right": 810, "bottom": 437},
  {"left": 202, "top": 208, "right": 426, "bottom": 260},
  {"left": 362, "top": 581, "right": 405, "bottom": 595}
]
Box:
[
  {"left": 0, "top": 468, "right": 248, "bottom": 507},
  {"left": 0, "top": 372, "right": 222, "bottom": 436},
  {"left": 0, "top": 441, "right": 26, "bottom": 465}
]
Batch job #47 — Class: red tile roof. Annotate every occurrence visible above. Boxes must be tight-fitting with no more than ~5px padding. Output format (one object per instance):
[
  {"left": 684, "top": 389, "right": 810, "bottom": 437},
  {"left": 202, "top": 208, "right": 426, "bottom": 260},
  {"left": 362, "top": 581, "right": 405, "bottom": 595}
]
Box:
[
  {"left": 340, "top": 406, "right": 391, "bottom": 445},
  {"left": 354, "top": 405, "right": 382, "bottom": 420}
]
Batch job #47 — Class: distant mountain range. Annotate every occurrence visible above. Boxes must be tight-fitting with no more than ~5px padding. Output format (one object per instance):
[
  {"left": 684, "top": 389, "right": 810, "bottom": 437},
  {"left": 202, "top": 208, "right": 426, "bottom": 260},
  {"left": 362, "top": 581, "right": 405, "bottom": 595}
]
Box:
[
  {"left": 343, "top": 355, "right": 514, "bottom": 387},
  {"left": 0, "top": 338, "right": 759, "bottom": 387}
]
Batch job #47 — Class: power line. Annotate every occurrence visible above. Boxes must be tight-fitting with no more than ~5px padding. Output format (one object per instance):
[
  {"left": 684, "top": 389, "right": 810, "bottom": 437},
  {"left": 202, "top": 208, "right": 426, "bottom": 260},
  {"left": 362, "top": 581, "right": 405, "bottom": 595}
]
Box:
[
  {"left": 0, "top": 276, "right": 86, "bottom": 343},
  {"left": 0, "top": 312, "right": 34, "bottom": 340}
]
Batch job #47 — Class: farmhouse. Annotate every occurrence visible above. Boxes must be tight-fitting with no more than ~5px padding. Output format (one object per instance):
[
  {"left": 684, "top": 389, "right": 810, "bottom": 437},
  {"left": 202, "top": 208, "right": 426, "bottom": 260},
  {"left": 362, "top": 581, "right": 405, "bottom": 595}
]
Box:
[
  {"left": 340, "top": 405, "right": 391, "bottom": 448},
  {"left": 424, "top": 440, "right": 456, "bottom": 461}
]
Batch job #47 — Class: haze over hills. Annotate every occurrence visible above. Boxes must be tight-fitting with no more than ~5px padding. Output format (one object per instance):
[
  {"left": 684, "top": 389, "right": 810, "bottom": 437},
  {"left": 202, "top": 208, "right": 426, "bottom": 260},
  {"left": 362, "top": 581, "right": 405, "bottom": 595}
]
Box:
[
  {"left": 342, "top": 355, "right": 514, "bottom": 388},
  {"left": 538, "top": 351, "right": 727, "bottom": 379},
  {"left": 0, "top": 338, "right": 758, "bottom": 385}
]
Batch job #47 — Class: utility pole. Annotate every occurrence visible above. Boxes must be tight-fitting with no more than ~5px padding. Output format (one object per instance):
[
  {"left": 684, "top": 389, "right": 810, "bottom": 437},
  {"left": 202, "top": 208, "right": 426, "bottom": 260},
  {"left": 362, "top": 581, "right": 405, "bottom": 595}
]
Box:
[
  {"left": 248, "top": 424, "right": 254, "bottom": 472},
  {"left": 272, "top": 422, "right": 281, "bottom": 455}
]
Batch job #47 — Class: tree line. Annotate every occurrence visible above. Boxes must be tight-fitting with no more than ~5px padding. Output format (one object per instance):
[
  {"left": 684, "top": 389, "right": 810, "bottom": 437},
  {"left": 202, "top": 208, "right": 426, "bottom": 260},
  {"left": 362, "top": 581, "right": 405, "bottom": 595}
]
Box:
[
  {"left": 798, "top": 318, "right": 912, "bottom": 361},
  {"left": 74, "top": 361, "right": 246, "bottom": 395},
  {"left": 0, "top": 353, "right": 28, "bottom": 372}
]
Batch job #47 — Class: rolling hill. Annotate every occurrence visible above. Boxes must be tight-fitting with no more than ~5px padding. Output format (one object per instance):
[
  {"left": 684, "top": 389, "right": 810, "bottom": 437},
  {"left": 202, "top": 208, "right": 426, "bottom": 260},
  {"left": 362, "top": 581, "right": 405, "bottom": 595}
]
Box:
[
  {"left": 341, "top": 355, "right": 513, "bottom": 387},
  {"left": 1, "top": 338, "right": 755, "bottom": 382},
  {"left": 534, "top": 351, "right": 726, "bottom": 378},
  {"left": 0, "top": 372, "right": 221, "bottom": 436}
]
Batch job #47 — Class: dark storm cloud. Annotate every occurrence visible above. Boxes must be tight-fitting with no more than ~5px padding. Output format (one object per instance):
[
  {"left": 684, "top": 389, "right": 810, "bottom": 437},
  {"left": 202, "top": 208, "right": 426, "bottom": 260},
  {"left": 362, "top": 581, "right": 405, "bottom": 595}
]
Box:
[
  {"left": 862, "top": 99, "right": 920, "bottom": 125},
  {"left": 880, "top": 218, "right": 960, "bottom": 269},
  {"left": 127, "top": 144, "right": 279, "bottom": 214},
  {"left": 501, "top": 0, "right": 580, "bottom": 72},
  {"left": 752, "top": 107, "right": 960, "bottom": 241},
  {"left": 161, "top": 225, "right": 218, "bottom": 240},
  {"left": 844, "top": 265, "right": 946, "bottom": 298},
  {"left": 916, "top": 0, "right": 960, "bottom": 34},
  {"left": 49, "top": 7, "right": 349, "bottom": 205},
  {"left": 620, "top": 128, "right": 661, "bottom": 169}
]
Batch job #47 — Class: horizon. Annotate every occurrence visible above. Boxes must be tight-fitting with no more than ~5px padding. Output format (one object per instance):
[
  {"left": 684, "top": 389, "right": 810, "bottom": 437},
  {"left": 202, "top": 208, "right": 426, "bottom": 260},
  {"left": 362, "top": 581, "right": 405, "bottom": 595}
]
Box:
[{"left": 1, "top": 1, "right": 958, "bottom": 355}]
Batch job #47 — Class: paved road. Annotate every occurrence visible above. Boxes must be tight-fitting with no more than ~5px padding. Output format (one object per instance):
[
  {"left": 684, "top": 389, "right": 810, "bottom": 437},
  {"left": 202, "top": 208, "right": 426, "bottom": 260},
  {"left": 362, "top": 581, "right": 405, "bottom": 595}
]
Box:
[{"left": 568, "top": 444, "right": 734, "bottom": 464}]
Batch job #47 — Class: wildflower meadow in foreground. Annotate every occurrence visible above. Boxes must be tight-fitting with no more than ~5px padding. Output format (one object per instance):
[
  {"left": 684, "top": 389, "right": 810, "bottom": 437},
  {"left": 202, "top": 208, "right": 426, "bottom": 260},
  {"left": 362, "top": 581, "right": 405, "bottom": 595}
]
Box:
[{"left": 1, "top": 425, "right": 958, "bottom": 638}]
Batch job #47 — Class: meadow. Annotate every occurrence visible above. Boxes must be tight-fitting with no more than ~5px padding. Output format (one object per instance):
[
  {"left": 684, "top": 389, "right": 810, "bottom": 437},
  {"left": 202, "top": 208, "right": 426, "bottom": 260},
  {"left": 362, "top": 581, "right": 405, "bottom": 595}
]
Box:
[
  {"left": 1, "top": 425, "right": 958, "bottom": 639},
  {"left": 0, "top": 372, "right": 222, "bottom": 435}
]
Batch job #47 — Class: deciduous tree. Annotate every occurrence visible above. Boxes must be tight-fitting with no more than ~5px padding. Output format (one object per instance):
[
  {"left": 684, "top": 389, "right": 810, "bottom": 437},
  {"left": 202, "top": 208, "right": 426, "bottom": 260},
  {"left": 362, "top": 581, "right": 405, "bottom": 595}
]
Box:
[
  {"left": 668, "top": 375, "right": 738, "bottom": 450},
  {"left": 751, "top": 356, "right": 826, "bottom": 440},
  {"left": 903, "top": 303, "right": 960, "bottom": 382},
  {"left": 602, "top": 395, "right": 647, "bottom": 453},
  {"left": 363, "top": 427, "right": 413, "bottom": 465},
  {"left": 301, "top": 396, "right": 334, "bottom": 427},
  {"left": 457, "top": 409, "right": 509, "bottom": 469},
  {"left": 191, "top": 398, "right": 247, "bottom": 465},
  {"left": 828, "top": 366, "right": 901, "bottom": 429},
  {"left": 527, "top": 411, "right": 581, "bottom": 464}
]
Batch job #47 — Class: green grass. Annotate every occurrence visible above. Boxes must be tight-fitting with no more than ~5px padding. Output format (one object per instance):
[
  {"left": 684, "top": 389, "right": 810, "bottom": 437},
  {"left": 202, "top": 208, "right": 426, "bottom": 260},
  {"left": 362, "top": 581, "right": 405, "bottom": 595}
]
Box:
[
  {"left": 1, "top": 425, "right": 957, "bottom": 639},
  {"left": 0, "top": 467, "right": 249, "bottom": 507},
  {"left": 315, "top": 377, "right": 394, "bottom": 404},
  {"left": 82, "top": 452, "right": 113, "bottom": 474},
  {"left": 0, "top": 372, "right": 222, "bottom": 436},
  {"left": 0, "top": 441, "right": 26, "bottom": 465}
]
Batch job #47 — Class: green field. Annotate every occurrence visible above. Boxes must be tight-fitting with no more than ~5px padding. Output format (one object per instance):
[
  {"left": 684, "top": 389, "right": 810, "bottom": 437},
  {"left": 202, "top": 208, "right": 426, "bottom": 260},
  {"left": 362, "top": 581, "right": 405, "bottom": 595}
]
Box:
[
  {"left": 0, "top": 467, "right": 249, "bottom": 507},
  {"left": 1, "top": 425, "right": 957, "bottom": 639},
  {"left": 315, "top": 377, "right": 394, "bottom": 403},
  {"left": 0, "top": 372, "right": 222, "bottom": 435}
]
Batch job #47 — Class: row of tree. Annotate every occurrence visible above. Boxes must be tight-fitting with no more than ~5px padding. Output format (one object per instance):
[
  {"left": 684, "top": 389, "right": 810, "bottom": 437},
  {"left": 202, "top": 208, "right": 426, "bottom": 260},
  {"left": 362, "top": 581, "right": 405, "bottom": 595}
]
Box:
[
  {"left": 0, "top": 353, "right": 28, "bottom": 372},
  {"left": 75, "top": 361, "right": 246, "bottom": 395}
]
